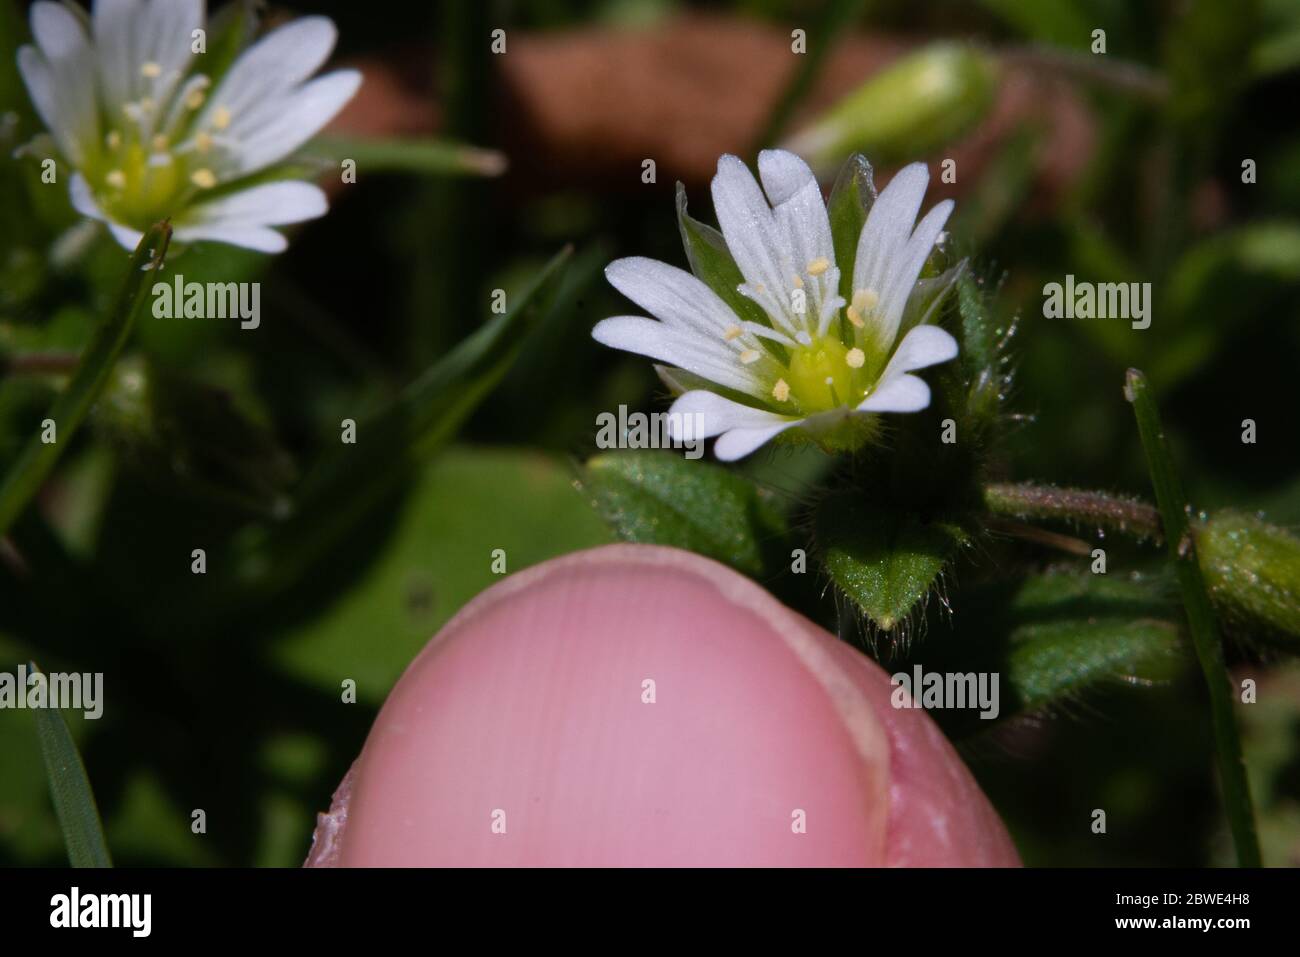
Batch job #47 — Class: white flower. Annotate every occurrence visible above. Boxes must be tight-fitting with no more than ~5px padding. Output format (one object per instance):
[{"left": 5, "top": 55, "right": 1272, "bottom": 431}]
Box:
[
  {"left": 17, "top": 0, "right": 361, "bottom": 253},
  {"left": 593, "top": 150, "right": 960, "bottom": 460}
]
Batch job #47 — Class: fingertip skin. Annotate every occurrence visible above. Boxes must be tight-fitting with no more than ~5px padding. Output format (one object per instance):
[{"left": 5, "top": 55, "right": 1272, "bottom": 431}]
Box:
[{"left": 307, "top": 544, "right": 1019, "bottom": 867}]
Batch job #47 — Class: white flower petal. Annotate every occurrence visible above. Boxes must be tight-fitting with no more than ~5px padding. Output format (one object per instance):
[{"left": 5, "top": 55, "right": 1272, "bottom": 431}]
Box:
[
  {"left": 667, "top": 389, "right": 792, "bottom": 435},
  {"left": 875, "top": 198, "right": 954, "bottom": 350},
  {"left": 857, "top": 373, "right": 931, "bottom": 413},
  {"left": 179, "top": 181, "right": 328, "bottom": 228},
  {"left": 227, "top": 70, "right": 362, "bottom": 173},
  {"left": 711, "top": 154, "right": 800, "bottom": 336},
  {"left": 878, "top": 324, "right": 959, "bottom": 378},
  {"left": 852, "top": 162, "right": 929, "bottom": 298},
  {"left": 200, "top": 16, "right": 341, "bottom": 126},
  {"left": 592, "top": 317, "right": 766, "bottom": 396},
  {"left": 16, "top": 47, "right": 70, "bottom": 157},
  {"left": 68, "top": 171, "right": 103, "bottom": 219},
  {"left": 605, "top": 256, "right": 739, "bottom": 340},
  {"left": 30, "top": 1, "right": 87, "bottom": 59},
  {"left": 758, "top": 149, "right": 840, "bottom": 337},
  {"left": 25, "top": 2, "right": 98, "bottom": 162},
  {"left": 136, "top": 0, "right": 203, "bottom": 117},
  {"left": 71, "top": 174, "right": 147, "bottom": 250},
  {"left": 92, "top": 0, "right": 142, "bottom": 111},
  {"left": 171, "top": 223, "right": 289, "bottom": 253},
  {"left": 667, "top": 390, "right": 801, "bottom": 460},
  {"left": 714, "top": 422, "right": 802, "bottom": 460},
  {"left": 106, "top": 220, "right": 146, "bottom": 250}
]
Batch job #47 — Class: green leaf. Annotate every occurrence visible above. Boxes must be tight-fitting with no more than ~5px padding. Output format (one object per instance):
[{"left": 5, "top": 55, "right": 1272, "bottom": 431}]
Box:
[
  {"left": 919, "top": 570, "right": 1186, "bottom": 730},
  {"left": 817, "top": 492, "right": 969, "bottom": 631},
  {"left": 305, "top": 137, "right": 508, "bottom": 178},
  {"left": 579, "top": 449, "right": 788, "bottom": 579},
  {"left": 675, "top": 183, "right": 771, "bottom": 335},
  {"left": 270, "top": 447, "right": 612, "bottom": 703},
  {"left": 31, "top": 664, "right": 112, "bottom": 868},
  {"left": 827, "top": 154, "right": 877, "bottom": 305}
]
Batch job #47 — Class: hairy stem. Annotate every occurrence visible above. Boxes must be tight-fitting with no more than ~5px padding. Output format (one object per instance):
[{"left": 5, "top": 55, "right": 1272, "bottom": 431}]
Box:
[{"left": 982, "top": 481, "right": 1163, "bottom": 543}]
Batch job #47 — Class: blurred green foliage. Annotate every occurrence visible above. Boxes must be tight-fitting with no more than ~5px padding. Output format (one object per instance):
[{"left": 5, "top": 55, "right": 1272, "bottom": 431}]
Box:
[{"left": 1, "top": 0, "right": 1298, "bottom": 868}]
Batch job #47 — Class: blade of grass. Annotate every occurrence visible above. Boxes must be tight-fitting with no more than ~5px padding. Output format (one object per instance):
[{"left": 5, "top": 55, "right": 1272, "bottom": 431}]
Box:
[
  {"left": 1125, "top": 368, "right": 1260, "bottom": 867},
  {"left": 0, "top": 222, "right": 171, "bottom": 538},
  {"left": 305, "top": 136, "right": 507, "bottom": 177},
  {"left": 31, "top": 662, "right": 112, "bottom": 868},
  {"left": 752, "top": 0, "right": 867, "bottom": 150}
]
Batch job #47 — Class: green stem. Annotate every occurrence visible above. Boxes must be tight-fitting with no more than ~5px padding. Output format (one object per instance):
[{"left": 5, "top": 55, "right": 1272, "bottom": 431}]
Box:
[
  {"left": 982, "top": 481, "right": 1162, "bottom": 543},
  {"left": 1125, "top": 368, "right": 1260, "bottom": 868},
  {"left": 751, "top": 0, "right": 867, "bottom": 150},
  {"left": 0, "top": 222, "right": 171, "bottom": 539}
]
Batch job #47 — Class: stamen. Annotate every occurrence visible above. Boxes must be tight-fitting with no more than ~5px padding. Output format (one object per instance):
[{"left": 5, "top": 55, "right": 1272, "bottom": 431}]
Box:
[
  {"left": 186, "top": 88, "right": 207, "bottom": 110},
  {"left": 190, "top": 168, "right": 217, "bottom": 189},
  {"left": 852, "top": 288, "right": 879, "bottom": 313},
  {"left": 151, "top": 134, "right": 169, "bottom": 153},
  {"left": 792, "top": 274, "right": 804, "bottom": 289},
  {"left": 846, "top": 348, "right": 865, "bottom": 369},
  {"left": 212, "top": 106, "right": 232, "bottom": 130},
  {"left": 772, "top": 379, "right": 790, "bottom": 402},
  {"left": 806, "top": 257, "right": 830, "bottom": 276},
  {"left": 105, "top": 130, "right": 122, "bottom": 150},
  {"left": 846, "top": 306, "right": 864, "bottom": 328},
  {"left": 105, "top": 169, "right": 127, "bottom": 190},
  {"left": 738, "top": 349, "right": 761, "bottom": 365},
  {"left": 194, "top": 132, "right": 213, "bottom": 153},
  {"left": 723, "top": 324, "right": 742, "bottom": 341},
  {"left": 141, "top": 61, "right": 163, "bottom": 78},
  {"left": 795, "top": 331, "right": 812, "bottom": 346}
]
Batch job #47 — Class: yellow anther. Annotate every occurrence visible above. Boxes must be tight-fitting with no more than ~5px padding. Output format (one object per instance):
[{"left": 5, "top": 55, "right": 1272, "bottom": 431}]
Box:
[
  {"left": 806, "top": 257, "right": 830, "bottom": 276},
  {"left": 846, "top": 306, "right": 865, "bottom": 328},
  {"left": 141, "top": 61, "right": 162, "bottom": 78},
  {"left": 190, "top": 168, "right": 217, "bottom": 189},
  {"left": 151, "top": 134, "right": 168, "bottom": 152},
  {"left": 186, "top": 88, "right": 206, "bottom": 110},
  {"left": 852, "top": 288, "right": 879, "bottom": 313},
  {"left": 105, "top": 169, "right": 127, "bottom": 190},
  {"left": 739, "top": 349, "right": 761, "bottom": 365},
  {"left": 792, "top": 274, "right": 804, "bottom": 289},
  {"left": 194, "top": 131, "right": 213, "bottom": 153},
  {"left": 212, "top": 106, "right": 232, "bottom": 130},
  {"left": 772, "top": 379, "right": 790, "bottom": 402},
  {"left": 105, "top": 130, "right": 122, "bottom": 150},
  {"left": 723, "top": 325, "right": 742, "bottom": 341},
  {"left": 846, "top": 348, "right": 865, "bottom": 369}
]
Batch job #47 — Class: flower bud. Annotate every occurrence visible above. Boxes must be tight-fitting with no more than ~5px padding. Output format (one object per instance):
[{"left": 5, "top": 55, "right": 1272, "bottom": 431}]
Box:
[
  {"left": 784, "top": 43, "right": 999, "bottom": 170},
  {"left": 1197, "top": 511, "right": 1300, "bottom": 649}
]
